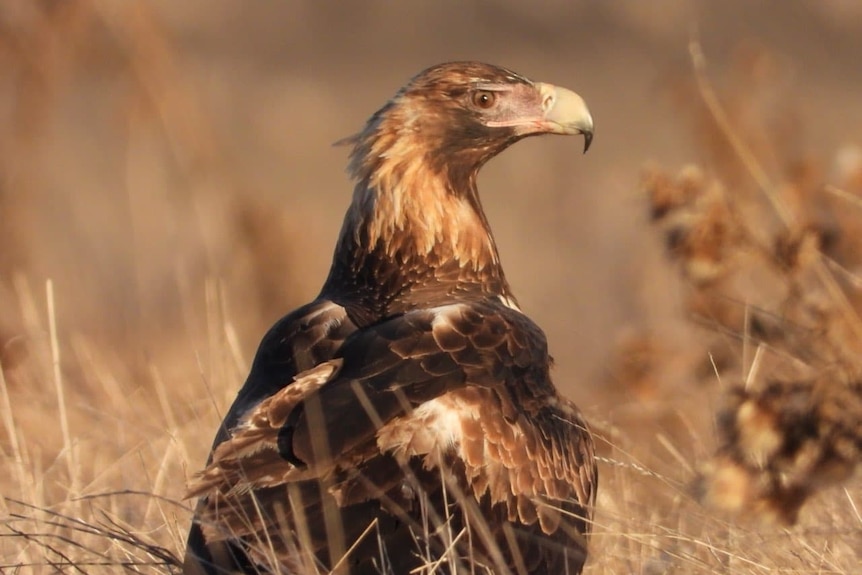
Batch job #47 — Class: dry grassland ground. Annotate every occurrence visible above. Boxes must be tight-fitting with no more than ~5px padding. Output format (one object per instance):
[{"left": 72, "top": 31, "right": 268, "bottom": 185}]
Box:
[{"left": 1, "top": 1, "right": 862, "bottom": 573}]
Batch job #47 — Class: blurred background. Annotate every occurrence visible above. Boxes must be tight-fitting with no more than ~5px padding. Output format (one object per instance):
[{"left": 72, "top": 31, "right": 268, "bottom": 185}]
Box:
[{"left": 2, "top": 1, "right": 862, "bottom": 572}]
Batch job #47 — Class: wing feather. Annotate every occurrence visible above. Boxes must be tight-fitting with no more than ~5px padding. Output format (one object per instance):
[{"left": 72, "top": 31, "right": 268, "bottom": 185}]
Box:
[
  {"left": 186, "top": 298, "right": 596, "bottom": 573},
  {"left": 185, "top": 360, "right": 342, "bottom": 499}
]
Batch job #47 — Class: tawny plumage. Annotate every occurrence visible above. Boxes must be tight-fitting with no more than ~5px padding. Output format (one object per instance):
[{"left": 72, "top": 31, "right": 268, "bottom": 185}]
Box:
[{"left": 184, "top": 61, "right": 596, "bottom": 575}]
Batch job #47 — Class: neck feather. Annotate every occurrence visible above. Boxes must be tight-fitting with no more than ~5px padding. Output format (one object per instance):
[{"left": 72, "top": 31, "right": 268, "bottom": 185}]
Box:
[
  {"left": 322, "top": 130, "right": 512, "bottom": 314},
  {"left": 355, "top": 161, "right": 498, "bottom": 268}
]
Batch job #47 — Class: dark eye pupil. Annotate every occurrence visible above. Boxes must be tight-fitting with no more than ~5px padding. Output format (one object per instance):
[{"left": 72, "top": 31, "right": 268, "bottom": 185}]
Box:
[{"left": 473, "top": 91, "right": 495, "bottom": 109}]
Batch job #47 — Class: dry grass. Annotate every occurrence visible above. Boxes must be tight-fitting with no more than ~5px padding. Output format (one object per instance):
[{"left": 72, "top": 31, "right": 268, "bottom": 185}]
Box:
[{"left": 1, "top": 2, "right": 861, "bottom": 574}]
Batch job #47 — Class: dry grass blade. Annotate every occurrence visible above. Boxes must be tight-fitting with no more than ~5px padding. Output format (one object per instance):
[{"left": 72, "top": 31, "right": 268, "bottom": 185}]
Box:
[
  {"left": 46, "top": 279, "right": 79, "bottom": 501},
  {"left": 2, "top": 498, "right": 182, "bottom": 573}
]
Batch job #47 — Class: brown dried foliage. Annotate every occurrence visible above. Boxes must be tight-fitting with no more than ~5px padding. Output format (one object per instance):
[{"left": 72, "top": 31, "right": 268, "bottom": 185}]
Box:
[{"left": 645, "top": 45, "right": 862, "bottom": 526}]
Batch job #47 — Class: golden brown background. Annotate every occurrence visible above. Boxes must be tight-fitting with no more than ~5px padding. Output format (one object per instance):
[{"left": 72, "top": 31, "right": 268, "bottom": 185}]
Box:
[{"left": 2, "top": 1, "right": 862, "bottom": 573}]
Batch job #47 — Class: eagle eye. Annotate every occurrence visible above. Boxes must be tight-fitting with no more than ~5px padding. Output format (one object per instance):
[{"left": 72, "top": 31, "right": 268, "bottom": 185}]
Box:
[{"left": 471, "top": 90, "right": 497, "bottom": 110}]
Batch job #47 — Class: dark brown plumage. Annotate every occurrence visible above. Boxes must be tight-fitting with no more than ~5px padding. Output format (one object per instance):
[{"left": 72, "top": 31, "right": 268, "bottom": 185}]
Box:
[{"left": 184, "top": 61, "right": 596, "bottom": 575}]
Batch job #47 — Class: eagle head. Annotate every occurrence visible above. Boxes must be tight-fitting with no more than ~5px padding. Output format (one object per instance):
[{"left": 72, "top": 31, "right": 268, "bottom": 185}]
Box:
[{"left": 346, "top": 62, "right": 594, "bottom": 184}]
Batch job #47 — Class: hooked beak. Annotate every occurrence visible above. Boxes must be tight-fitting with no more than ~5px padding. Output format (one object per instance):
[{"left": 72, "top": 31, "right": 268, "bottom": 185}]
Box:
[{"left": 534, "top": 82, "right": 594, "bottom": 153}]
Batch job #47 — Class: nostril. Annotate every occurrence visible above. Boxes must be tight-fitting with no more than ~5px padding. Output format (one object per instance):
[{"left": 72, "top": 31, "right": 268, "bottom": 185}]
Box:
[{"left": 543, "top": 94, "right": 555, "bottom": 112}]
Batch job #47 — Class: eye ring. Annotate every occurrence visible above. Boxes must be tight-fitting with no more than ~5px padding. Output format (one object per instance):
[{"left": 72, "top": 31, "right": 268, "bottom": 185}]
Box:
[{"left": 471, "top": 90, "right": 497, "bottom": 109}]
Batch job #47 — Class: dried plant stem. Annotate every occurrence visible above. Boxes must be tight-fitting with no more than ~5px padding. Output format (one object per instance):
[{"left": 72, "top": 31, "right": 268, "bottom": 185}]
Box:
[
  {"left": 328, "top": 518, "right": 379, "bottom": 574},
  {"left": 688, "top": 40, "right": 793, "bottom": 226},
  {"left": 0, "top": 360, "right": 29, "bottom": 500},
  {"left": 47, "top": 279, "right": 79, "bottom": 500},
  {"left": 824, "top": 184, "right": 862, "bottom": 211}
]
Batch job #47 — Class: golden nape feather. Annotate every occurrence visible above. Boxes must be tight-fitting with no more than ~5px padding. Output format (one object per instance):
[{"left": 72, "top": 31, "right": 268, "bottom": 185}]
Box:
[{"left": 183, "top": 62, "right": 596, "bottom": 575}]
